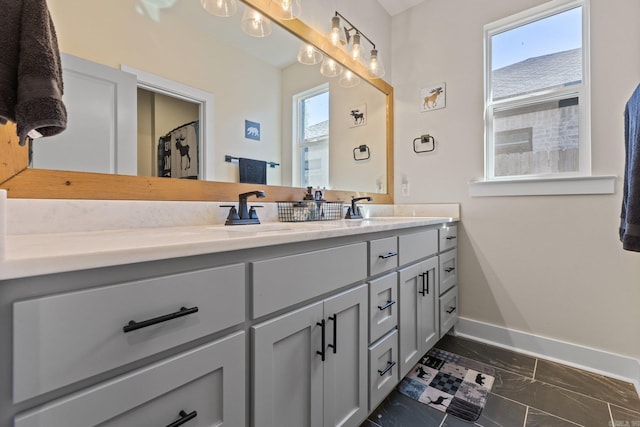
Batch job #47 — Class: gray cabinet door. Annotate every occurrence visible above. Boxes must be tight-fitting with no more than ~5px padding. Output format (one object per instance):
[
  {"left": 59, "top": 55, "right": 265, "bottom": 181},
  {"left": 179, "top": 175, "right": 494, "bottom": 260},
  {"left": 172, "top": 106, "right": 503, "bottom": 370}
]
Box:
[
  {"left": 398, "top": 257, "right": 438, "bottom": 378},
  {"left": 323, "top": 285, "right": 368, "bottom": 427},
  {"left": 420, "top": 256, "right": 440, "bottom": 354},
  {"left": 252, "top": 302, "right": 324, "bottom": 427}
]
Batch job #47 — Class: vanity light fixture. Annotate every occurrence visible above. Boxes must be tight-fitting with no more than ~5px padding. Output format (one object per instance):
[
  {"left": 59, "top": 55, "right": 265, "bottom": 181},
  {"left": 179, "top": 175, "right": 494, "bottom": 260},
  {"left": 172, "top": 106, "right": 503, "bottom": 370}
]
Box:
[
  {"left": 200, "top": 0, "right": 237, "bottom": 17},
  {"left": 297, "top": 43, "right": 323, "bottom": 65},
  {"left": 368, "top": 48, "right": 385, "bottom": 78},
  {"left": 329, "top": 16, "right": 346, "bottom": 47},
  {"left": 268, "top": 0, "right": 301, "bottom": 20},
  {"left": 320, "top": 57, "right": 343, "bottom": 77},
  {"left": 350, "top": 33, "right": 362, "bottom": 63},
  {"left": 329, "top": 11, "right": 386, "bottom": 79},
  {"left": 339, "top": 69, "right": 360, "bottom": 88},
  {"left": 241, "top": 6, "right": 272, "bottom": 37}
]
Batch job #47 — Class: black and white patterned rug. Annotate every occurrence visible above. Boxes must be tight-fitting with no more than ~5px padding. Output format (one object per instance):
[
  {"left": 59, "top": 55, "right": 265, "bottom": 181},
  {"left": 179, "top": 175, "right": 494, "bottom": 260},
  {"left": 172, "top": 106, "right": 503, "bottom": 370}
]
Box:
[{"left": 397, "top": 348, "right": 496, "bottom": 422}]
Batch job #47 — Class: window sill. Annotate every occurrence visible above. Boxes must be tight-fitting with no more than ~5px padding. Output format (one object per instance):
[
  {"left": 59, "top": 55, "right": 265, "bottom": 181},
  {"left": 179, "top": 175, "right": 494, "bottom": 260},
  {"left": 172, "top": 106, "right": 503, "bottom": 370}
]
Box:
[{"left": 468, "top": 175, "right": 616, "bottom": 197}]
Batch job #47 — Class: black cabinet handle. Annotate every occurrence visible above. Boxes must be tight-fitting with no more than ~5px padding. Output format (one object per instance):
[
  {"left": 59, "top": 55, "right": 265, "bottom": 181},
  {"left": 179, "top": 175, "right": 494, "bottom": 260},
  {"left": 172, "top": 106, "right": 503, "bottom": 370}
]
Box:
[
  {"left": 446, "top": 306, "right": 457, "bottom": 314},
  {"left": 378, "top": 252, "right": 398, "bottom": 259},
  {"left": 377, "top": 300, "right": 396, "bottom": 311},
  {"left": 166, "top": 410, "right": 197, "bottom": 427},
  {"left": 123, "top": 306, "right": 199, "bottom": 333},
  {"left": 378, "top": 361, "right": 396, "bottom": 376},
  {"left": 446, "top": 236, "right": 457, "bottom": 240},
  {"left": 444, "top": 267, "right": 456, "bottom": 273},
  {"left": 317, "top": 319, "right": 326, "bottom": 361},
  {"left": 328, "top": 314, "right": 337, "bottom": 354},
  {"left": 424, "top": 270, "right": 430, "bottom": 295},
  {"left": 419, "top": 271, "right": 431, "bottom": 296}
]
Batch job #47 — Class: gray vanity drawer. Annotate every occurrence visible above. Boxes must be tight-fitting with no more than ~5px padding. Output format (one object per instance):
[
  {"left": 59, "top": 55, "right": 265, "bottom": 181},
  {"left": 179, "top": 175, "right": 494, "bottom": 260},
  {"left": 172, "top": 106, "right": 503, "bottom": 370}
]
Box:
[
  {"left": 439, "top": 225, "right": 458, "bottom": 252},
  {"left": 369, "top": 272, "right": 398, "bottom": 343},
  {"left": 369, "top": 328, "right": 399, "bottom": 411},
  {"left": 369, "top": 236, "right": 399, "bottom": 276},
  {"left": 14, "top": 332, "right": 246, "bottom": 427},
  {"left": 399, "top": 229, "right": 438, "bottom": 266},
  {"left": 439, "top": 287, "right": 458, "bottom": 338},
  {"left": 252, "top": 243, "right": 367, "bottom": 318},
  {"left": 439, "top": 248, "right": 457, "bottom": 295},
  {"left": 13, "top": 264, "right": 245, "bottom": 403}
]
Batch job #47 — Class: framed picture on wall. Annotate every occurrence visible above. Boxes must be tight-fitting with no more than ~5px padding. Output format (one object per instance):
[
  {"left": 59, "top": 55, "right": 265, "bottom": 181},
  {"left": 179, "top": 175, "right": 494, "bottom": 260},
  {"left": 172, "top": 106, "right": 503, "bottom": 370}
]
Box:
[
  {"left": 421, "top": 83, "right": 446, "bottom": 112},
  {"left": 349, "top": 104, "right": 367, "bottom": 127},
  {"left": 245, "top": 120, "right": 261, "bottom": 141}
]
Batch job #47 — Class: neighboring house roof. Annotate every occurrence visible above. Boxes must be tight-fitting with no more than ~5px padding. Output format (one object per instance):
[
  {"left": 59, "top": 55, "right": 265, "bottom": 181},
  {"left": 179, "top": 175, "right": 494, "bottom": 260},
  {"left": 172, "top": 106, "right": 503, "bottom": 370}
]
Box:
[
  {"left": 305, "top": 120, "right": 329, "bottom": 141},
  {"left": 492, "top": 48, "right": 582, "bottom": 100}
]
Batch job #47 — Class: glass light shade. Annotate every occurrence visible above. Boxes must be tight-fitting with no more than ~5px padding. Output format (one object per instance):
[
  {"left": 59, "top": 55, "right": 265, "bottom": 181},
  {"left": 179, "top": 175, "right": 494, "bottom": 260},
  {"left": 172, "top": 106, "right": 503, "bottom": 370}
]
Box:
[
  {"left": 368, "top": 48, "right": 385, "bottom": 78},
  {"left": 320, "top": 57, "right": 343, "bottom": 77},
  {"left": 329, "top": 16, "right": 346, "bottom": 47},
  {"left": 241, "top": 7, "right": 272, "bottom": 37},
  {"left": 297, "top": 43, "right": 323, "bottom": 65},
  {"left": 351, "top": 33, "right": 363, "bottom": 62},
  {"left": 268, "top": 0, "right": 301, "bottom": 20},
  {"left": 339, "top": 70, "right": 360, "bottom": 88},
  {"left": 200, "top": 0, "right": 237, "bottom": 17}
]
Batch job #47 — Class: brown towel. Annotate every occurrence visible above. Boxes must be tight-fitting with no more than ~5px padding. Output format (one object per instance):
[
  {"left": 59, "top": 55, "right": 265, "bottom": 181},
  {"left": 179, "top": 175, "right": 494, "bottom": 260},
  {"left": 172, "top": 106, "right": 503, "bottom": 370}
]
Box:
[{"left": 0, "top": 0, "right": 67, "bottom": 146}]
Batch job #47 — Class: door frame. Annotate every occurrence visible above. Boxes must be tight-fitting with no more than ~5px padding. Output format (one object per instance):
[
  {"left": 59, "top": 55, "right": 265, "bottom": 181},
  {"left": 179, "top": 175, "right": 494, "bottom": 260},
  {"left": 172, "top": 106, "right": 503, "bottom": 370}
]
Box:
[{"left": 121, "top": 65, "right": 215, "bottom": 180}]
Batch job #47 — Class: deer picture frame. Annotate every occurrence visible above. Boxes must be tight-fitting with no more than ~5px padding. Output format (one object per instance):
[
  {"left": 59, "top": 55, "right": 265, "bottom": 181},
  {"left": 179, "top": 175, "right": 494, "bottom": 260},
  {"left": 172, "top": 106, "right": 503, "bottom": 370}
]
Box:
[{"left": 421, "top": 83, "right": 446, "bottom": 112}]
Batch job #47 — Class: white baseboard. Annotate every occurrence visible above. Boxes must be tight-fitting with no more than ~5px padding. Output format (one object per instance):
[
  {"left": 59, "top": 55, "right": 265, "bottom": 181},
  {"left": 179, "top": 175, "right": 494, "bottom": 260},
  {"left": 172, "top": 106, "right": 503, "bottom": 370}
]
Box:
[{"left": 454, "top": 317, "right": 640, "bottom": 397}]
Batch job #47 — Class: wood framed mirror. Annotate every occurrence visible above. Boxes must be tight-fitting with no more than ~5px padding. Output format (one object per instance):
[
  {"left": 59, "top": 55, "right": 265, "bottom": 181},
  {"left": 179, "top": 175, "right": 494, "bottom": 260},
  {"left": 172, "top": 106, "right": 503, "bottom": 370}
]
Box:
[{"left": 0, "top": 0, "right": 393, "bottom": 204}]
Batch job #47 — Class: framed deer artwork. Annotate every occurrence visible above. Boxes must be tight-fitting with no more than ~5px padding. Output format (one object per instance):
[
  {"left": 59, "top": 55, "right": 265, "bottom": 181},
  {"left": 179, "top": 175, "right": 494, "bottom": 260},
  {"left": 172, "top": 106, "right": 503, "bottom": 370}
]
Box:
[
  {"left": 421, "top": 83, "right": 446, "bottom": 112},
  {"left": 349, "top": 104, "right": 367, "bottom": 128}
]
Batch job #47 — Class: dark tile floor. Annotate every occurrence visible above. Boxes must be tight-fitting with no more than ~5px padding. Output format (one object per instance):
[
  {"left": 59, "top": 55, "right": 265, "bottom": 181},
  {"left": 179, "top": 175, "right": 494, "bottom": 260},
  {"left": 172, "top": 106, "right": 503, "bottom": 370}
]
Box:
[{"left": 362, "top": 334, "right": 640, "bottom": 427}]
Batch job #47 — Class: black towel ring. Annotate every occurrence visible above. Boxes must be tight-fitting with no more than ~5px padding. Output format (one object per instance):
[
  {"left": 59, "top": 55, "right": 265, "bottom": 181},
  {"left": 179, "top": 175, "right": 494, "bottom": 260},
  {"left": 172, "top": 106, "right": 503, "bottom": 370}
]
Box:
[
  {"left": 413, "top": 135, "right": 436, "bottom": 153},
  {"left": 353, "top": 145, "right": 371, "bottom": 161}
]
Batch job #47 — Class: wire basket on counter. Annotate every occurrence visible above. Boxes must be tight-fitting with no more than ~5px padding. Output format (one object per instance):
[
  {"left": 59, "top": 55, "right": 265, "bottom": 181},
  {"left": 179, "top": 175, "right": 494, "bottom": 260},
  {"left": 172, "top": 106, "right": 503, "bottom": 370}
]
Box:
[{"left": 277, "top": 201, "right": 344, "bottom": 222}]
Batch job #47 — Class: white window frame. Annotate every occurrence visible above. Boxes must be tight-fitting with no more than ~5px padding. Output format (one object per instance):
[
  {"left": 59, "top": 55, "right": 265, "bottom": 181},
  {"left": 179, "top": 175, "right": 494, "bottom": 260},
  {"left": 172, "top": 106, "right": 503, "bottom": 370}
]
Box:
[
  {"left": 292, "top": 83, "right": 329, "bottom": 188},
  {"left": 482, "top": 0, "right": 598, "bottom": 186}
]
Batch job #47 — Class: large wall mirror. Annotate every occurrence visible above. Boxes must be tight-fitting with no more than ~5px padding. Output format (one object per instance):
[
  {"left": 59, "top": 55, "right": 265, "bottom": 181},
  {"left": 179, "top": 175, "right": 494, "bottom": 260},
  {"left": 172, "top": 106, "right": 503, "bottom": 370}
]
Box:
[{"left": 0, "top": 0, "right": 393, "bottom": 203}]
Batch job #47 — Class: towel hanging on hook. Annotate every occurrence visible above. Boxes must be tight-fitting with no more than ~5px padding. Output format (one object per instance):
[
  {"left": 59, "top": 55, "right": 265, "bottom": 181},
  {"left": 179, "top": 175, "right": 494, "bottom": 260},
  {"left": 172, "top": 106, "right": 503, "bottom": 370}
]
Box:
[{"left": 413, "top": 134, "right": 436, "bottom": 153}]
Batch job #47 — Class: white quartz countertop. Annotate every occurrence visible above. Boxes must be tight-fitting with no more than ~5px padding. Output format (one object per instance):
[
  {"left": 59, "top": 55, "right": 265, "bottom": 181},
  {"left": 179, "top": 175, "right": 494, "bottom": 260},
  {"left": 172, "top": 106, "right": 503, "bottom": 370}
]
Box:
[{"left": 0, "top": 217, "right": 456, "bottom": 280}]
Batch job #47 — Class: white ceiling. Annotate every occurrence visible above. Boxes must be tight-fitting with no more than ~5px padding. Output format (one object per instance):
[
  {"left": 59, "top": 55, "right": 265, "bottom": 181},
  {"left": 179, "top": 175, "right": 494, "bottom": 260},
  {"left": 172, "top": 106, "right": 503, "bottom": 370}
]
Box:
[{"left": 376, "top": 0, "right": 425, "bottom": 16}]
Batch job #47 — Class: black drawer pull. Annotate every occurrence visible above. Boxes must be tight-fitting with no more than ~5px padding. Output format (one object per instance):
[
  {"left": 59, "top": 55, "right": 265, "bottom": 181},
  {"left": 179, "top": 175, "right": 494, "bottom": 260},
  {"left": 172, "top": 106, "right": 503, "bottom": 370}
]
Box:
[
  {"left": 123, "top": 306, "right": 199, "bottom": 333},
  {"left": 378, "top": 252, "right": 398, "bottom": 259},
  {"left": 317, "top": 319, "right": 326, "bottom": 361},
  {"left": 445, "top": 236, "right": 457, "bottom": 240},
  {"left": 166, "top": 410, "right": 197, "bottom": 427},
  {"left": 446, "top": 306, "right": 457, "bottom": 314},
  {"left": 378, "top": 360, "right": 396, "bottom": 376},
  {"left": 444, "top": 267, "right": 456, "bottom": 273},
  {"left": 377, "top": 300, "right": 396, "bottom": 311},
  {"left": 328, "top": 314, "right": 337, "bottom": 354}
]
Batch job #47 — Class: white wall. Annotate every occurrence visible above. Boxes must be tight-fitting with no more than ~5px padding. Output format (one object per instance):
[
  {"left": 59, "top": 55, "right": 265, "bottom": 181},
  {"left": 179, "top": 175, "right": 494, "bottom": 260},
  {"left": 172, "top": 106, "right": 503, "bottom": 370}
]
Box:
[{"left": 392, "top": 0, "right": 640, "bottom": 359}]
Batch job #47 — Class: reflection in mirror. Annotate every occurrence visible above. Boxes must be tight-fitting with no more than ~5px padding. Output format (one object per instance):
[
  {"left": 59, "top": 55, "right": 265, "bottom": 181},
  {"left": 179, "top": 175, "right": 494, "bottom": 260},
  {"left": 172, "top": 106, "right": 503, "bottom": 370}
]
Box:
[{"left": 38, "top": 0, "right": 387, "bottom": 193}]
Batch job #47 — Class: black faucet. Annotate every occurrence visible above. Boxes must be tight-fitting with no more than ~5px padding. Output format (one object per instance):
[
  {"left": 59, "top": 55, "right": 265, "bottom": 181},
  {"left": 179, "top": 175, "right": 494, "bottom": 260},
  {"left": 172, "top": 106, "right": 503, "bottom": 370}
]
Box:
[
  {"left": 223, "top": 190, "right": 266, "bottom": 225},
  {"left": 345, "top": 196, "right": 372, "bottom": 219}
]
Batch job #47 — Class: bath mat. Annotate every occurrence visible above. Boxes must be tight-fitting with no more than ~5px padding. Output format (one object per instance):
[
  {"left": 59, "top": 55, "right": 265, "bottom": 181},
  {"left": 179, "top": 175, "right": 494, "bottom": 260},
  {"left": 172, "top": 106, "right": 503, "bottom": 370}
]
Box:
[{"left": 397, "top": 348, "right": 495, "bottom": 422}]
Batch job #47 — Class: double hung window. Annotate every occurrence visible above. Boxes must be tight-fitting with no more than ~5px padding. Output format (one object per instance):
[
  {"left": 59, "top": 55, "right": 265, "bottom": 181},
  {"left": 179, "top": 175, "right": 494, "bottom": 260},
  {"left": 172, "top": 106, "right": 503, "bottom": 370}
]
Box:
[
  {"left": 293, "top": 84, "right": 329, "bottom": 188},
  {"left": 484, "top": 0, "right": 589, "bottom": 180}
]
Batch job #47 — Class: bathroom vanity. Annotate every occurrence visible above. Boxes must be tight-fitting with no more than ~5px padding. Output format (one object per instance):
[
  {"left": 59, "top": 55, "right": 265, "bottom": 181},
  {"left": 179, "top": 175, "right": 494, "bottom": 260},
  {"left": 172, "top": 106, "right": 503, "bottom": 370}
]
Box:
[{"left": 0, "top": 215, "right": 458, "bottom": 427}]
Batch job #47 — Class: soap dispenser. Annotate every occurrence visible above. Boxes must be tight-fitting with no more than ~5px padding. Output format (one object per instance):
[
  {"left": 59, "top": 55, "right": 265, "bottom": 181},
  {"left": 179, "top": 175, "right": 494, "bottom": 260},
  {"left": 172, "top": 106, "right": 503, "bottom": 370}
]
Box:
[{"left": 303, "top": 186, "right": 315, "bottom": 200}]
